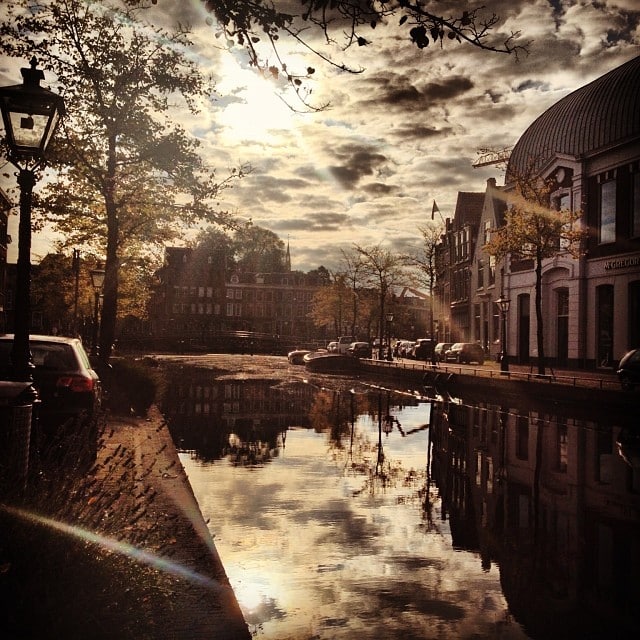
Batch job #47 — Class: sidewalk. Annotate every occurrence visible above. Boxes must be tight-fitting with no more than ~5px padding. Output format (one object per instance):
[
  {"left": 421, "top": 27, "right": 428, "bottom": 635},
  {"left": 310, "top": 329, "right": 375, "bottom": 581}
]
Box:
[
  {"left": 1, "top": 407, "right": 251, "bottom": 640},
  {"left": 391, "top": 356, "right": 622, "bottom": 391}
]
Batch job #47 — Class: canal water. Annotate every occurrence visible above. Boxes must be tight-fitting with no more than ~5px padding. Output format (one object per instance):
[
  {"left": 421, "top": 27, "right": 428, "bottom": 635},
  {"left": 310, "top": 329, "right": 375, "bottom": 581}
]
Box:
[{"left": 161, "top": 368, "right": 639, "bottom": 639}]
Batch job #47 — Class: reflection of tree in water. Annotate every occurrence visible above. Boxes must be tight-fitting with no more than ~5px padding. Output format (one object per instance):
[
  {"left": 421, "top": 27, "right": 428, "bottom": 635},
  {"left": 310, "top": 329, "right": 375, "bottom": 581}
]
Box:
[{"left": 315, "top": 386, "right": 428, "bottom": 499}]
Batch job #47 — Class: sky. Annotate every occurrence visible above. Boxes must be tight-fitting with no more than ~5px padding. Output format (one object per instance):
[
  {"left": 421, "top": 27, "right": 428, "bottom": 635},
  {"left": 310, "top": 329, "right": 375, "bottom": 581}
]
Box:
[{"left": 2, "top": 0, "right": 640, "bottom": 273}]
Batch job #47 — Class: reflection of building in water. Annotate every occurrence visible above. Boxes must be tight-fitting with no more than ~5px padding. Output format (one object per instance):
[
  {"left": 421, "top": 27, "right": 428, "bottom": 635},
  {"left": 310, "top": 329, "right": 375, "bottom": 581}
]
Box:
[
  {"left": 430, "top": 399, "right": 640, "bottom": 637},
  {"left": 162, "top": 371, "right": 315, "bottom": 461}
]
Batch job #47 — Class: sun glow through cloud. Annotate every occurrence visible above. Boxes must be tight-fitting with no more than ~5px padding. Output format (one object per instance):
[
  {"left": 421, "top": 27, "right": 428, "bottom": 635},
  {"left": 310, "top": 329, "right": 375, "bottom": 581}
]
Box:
[{"left": 216, "top": 57, "right": 299, "bottom": 145}]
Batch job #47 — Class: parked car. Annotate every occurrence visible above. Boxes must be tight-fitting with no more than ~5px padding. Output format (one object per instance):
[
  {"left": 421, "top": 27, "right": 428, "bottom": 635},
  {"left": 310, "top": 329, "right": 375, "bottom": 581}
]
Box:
[
  {"left": 347, "top": 341, "right": 372, "bottom": 358},
  {"left": 617, "top": 348, "right": 640, "bottom": 390},
  {"left": 445, "top": 342, "right": 485, "bottom": 365},
  {"left": 393, "top": 340, "right": 414, "bottom": 358},
  {"left": 0, "top": 334, "right": 103, "bottom": 460},
  {"left": 410, "top": 339, "right": 435, "bottom": 361},
  {"left": 327, "top": 341, "right": 338, "bottom": 352},
  {"left": 336, "top": 336, "right": 355, "bottom": 354},
  {"left": 434, "top": 342, "right": 453, "bottom": 362}
]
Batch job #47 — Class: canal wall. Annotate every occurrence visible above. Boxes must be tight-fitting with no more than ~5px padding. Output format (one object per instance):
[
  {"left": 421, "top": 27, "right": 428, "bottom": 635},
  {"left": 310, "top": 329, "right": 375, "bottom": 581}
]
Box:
[{"left": 359, "top": 360, "right": 637, "bottom": 423}]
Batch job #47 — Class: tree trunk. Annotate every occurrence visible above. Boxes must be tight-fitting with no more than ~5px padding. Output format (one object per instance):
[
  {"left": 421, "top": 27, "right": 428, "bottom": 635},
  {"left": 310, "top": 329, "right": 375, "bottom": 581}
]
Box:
[
  {"left": 99, "top": 137, "right": 119, "bottom": 367},
  {"left": 535, "top": 253, "right": 545, "bottom": 375}
]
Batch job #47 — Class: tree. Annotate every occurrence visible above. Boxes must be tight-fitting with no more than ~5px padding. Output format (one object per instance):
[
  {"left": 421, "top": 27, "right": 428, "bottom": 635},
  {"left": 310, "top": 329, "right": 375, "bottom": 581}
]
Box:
[
  {"left": 404, "top": 222, "right": 442, "bottom": 362},
  {"left": 30, "top": 253, "right": 85, "bottom": 335},
  {"left": 0, "top": 0, "right": 246, "bottom": 365},
  {"left": 309, "top": 274, "right": 349, "bottom": 338},
  {"left": 354, "top": 243, "right": 407, "bottom": 358},
  {"left": 485, "top": 168, "right": 586, "bottom": 375},
  {"left": 339, "top": 247, "right": 367, "bottom": 338},
  {"left": 203, "top": 1, "right": 529, "bottom": 109},
  {"left": 232, "top": 224, "right": 288, "bottom": 273}
]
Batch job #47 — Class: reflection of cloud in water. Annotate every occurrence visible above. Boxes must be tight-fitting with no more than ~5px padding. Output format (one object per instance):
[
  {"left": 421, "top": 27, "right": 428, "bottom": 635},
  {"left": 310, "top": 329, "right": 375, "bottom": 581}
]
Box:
[
  {"left": 180, "top": 391, "right": 525, "bottom": 639},
  {"left": 241, "top": 596, "right": 286, "bottom": 627}
]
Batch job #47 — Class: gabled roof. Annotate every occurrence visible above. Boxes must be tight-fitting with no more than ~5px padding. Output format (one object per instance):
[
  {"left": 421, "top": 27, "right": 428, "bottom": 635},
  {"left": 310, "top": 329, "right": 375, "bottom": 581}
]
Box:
[{"left": 453, "top": 192, "right": 484, "bottom": 228}]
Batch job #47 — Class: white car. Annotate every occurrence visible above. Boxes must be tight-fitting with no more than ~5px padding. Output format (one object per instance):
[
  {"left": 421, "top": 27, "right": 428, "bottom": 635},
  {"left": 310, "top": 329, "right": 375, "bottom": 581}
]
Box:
[{"left": 327, "top": 341, "right": 338, "bottom": 352}]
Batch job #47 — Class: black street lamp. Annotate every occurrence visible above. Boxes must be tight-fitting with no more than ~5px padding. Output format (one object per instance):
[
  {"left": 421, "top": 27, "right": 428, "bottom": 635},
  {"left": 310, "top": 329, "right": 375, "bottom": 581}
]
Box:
[
  {"left": 72, "top": 248, "right": 80, "bottom": 335},
  {"left": 0, "top": 57, "right": 65, "bottom": 381},
  {"left": 385, "top": 312, "right": 394, "bottom": 361},
  {"left": 90, "top": 265, "right": 106, "bottom": 358},
  {"left": 496, "top": 294, "right": 511, "bottom": 373}
]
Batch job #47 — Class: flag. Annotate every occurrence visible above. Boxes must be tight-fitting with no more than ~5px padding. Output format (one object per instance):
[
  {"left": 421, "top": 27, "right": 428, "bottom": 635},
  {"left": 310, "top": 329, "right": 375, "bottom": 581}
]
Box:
[{"left": 431, "top": 200, "right": 439, "bottom": 220}]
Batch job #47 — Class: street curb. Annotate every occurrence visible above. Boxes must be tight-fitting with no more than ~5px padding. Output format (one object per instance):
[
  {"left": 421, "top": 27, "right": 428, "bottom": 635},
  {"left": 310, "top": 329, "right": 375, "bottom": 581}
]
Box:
[{"left": 97, "top": 405, "right": 251, "bottom": 639}]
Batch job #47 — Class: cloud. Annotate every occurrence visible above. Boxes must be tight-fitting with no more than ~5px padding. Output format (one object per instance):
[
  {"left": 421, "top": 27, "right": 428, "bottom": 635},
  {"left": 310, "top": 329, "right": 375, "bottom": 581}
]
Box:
[{"left": 4, "top": 0, "right": 639, "bottom": 277}]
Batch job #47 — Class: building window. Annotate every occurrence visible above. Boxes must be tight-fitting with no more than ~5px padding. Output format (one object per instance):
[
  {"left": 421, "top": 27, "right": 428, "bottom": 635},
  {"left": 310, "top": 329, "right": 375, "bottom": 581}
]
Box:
[
  {"left": 596, "top": 285, "right": 614, "bottom": 367},
  {"left": 599, "top": 179, "right": 616, "bottom": 244},
  {"left": 235, "top": 289, "right": 242, "bottom": 300},
  {"left": 633, "top": 171, "right": 640, "bottom": 238},
  {"left": 558, "top": 192, "right": 571, "bottom": 250},
  {"left": 629, "top": 281, "right": 640, "bottom": 349},
  {"left": 226, "top": 303, "right": 233, "bottom": 316},
  {"left": 483, "top": 220, "right": 491, "bottom": 245},
  {"left": 226, "top": 289, "right": 234, "bottom": 299},
  {"left": 477, "top": 260, "right": 484, "bottom": 289}
]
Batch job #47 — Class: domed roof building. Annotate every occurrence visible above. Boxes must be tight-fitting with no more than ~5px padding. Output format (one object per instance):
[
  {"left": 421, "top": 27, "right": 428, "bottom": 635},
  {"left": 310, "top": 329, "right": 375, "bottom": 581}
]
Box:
[
  {"left": 499, "top": 54, "right": 640, "bottom": 370},
  {"left": 507, "top": 55, "right": 640, "bottom": 181}
]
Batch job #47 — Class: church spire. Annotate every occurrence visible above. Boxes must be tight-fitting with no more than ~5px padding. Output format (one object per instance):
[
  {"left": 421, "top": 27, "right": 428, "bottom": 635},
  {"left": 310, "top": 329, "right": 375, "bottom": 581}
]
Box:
[{"left": 286, "top": 235, "right": 291, "bottom": 271}]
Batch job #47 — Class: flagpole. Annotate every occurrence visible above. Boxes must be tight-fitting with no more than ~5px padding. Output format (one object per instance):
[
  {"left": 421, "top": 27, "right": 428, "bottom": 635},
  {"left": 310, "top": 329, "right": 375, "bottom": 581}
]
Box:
[{"left": 431, "top": 200, "right": 445, "bottom": 225}]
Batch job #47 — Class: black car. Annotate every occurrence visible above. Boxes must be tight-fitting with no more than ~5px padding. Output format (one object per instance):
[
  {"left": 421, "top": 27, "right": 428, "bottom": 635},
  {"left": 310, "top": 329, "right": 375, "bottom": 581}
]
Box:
[
  {"left": 410, "top": 339, "right": 435, "bottom": 361},
  {"left": 617, "top": 348, "right": 640, "bottom": 390},
  {"left": 445, "top": 342, "right": 485, "bottom": 365},
  {"left": 0, "top": 334, "right": 103, "bottom": 459},
  {"left": 347, "top": 341, "right": 373, "bottom": 358}
]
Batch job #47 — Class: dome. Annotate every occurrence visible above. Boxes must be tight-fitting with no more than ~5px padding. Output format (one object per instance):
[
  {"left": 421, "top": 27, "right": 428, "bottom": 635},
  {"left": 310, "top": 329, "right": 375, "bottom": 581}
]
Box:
[{"left": 507, "top": 55, "right": 640, "bottom": 179}]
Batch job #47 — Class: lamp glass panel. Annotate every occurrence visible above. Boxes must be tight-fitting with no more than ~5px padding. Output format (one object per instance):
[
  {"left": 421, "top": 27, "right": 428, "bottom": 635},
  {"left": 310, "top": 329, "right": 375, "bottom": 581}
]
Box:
[
  {"left": 90, "top": 270, "right": 106, "bottom": 290},
  {"left": 8, "top": 110, "right": 51, "bottom": 149}
]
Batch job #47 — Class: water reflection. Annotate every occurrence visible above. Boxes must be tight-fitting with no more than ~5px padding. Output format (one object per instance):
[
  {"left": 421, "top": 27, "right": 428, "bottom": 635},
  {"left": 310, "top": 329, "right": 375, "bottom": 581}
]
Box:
[
  {"left": 430, "top": 398, "right": 640, "bottom": 639},
  {"left": 160, "top": 366, "right": 639, "bottom": 639}
]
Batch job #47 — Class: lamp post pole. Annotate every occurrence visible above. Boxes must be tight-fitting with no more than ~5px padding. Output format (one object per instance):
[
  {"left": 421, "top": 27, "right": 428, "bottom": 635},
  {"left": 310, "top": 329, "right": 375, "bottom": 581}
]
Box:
[
  {"left": 90, "top": 266, "right": 106, "bottom": 358},
  {"left": 0, "top": 57, "right": 65, "bottom": 381},
  {"left": 497, "top": 295, "right": 511, "bottom": 373},
  {"left": 12, "top": 168, "right": 36, "bottom": 381},
  {"left": 385, "top": 312, "right": 393, "bottom": 361},
  {"left": 72, "top": 248, "right": 80, "bottom": 336},
  {"left": 0, "top": 58, "right": 64, "bottom": 494}
]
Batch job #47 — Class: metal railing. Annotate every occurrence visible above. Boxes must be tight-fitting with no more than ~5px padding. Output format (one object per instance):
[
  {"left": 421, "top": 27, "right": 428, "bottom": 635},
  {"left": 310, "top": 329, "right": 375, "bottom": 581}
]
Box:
[{"left": 362, "top": 358, "right": 622, "bottom": 392}]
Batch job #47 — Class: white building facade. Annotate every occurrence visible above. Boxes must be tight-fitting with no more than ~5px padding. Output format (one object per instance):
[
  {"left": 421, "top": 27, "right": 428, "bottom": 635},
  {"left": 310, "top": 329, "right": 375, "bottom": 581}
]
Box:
[{"left": 502, "top": 55, "right": 640, "bottom": 369}]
